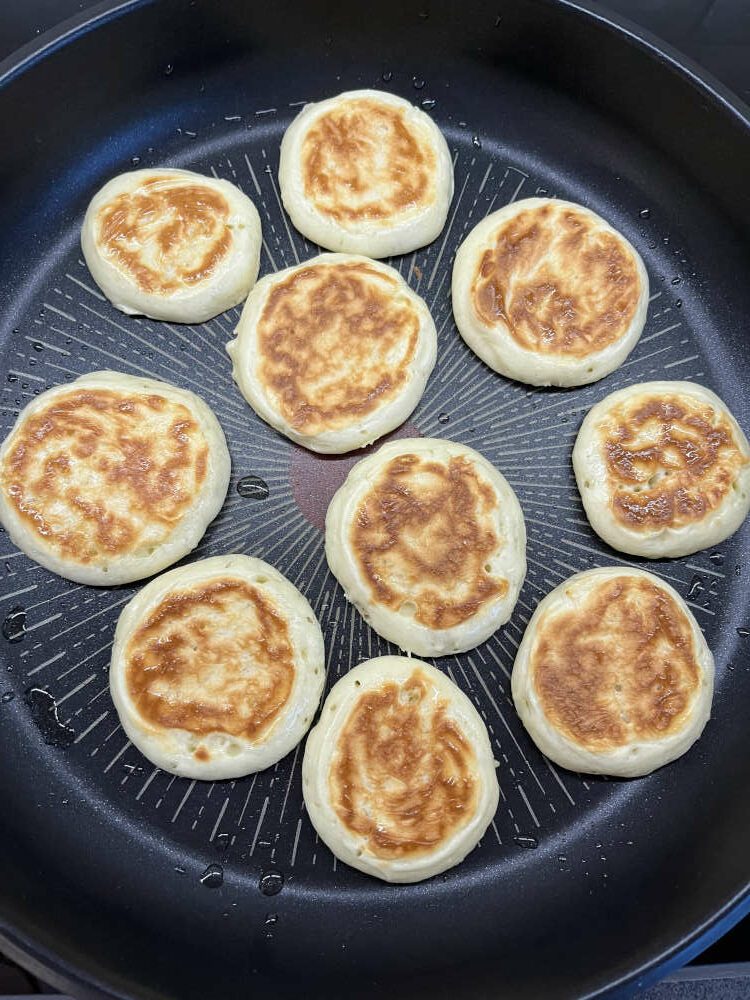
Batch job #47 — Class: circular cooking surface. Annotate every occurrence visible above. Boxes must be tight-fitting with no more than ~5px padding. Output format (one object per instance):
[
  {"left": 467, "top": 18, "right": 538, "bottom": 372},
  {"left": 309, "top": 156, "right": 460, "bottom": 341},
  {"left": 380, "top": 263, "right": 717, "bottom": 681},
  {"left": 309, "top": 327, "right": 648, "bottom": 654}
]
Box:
[{"left": 0, "top": 2, "right": 749, "bottom": 998}]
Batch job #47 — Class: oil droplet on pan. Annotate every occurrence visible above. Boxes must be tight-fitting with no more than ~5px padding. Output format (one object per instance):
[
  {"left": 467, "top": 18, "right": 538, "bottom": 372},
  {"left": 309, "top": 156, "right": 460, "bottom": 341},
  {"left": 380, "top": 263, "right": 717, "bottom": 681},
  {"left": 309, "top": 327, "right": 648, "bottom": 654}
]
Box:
[
  {"left": 2, "top": 607, "right": 27, "bottom": 643},
  {"left": 24, "top": 688, "right": 75, "bottom": 747},
  {"left": 513, "top": 835, "right": 538, "bottom": 849},
  {"left": 259, "top": 871, "right": 284, "bottom": 896},
  {"left": 236, "top": 476, "right": 269, "bottom": 500},
  {"left": 200, "top": 864, "right": 224, "bottom": 888}
]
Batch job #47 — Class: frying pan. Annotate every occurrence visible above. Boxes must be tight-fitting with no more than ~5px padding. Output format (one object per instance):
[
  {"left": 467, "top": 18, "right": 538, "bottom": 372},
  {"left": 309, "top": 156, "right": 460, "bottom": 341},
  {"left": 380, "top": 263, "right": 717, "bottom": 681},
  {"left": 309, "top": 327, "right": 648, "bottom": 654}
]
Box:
[{"left": 1, "top": 1, "right": 749, "bottom": 997}]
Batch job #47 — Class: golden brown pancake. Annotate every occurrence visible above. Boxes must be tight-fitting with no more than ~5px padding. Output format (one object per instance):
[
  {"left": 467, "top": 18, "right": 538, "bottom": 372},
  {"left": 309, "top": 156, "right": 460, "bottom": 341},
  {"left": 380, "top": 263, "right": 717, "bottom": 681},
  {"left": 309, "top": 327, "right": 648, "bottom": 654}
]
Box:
[
  {"left": 452, "top": 197, "right": 649, "bottom": 386},
  {"left": 471, "top": 200, "right": 640, "bottom": 357},
  {"left": 97, "top": 175, "right": 232, "bottom": 295},
  {"left": 109, "top": 554, "right": 326, "bottom": 779},
  {"left": 602, "top": 394, "right": 746, "bottom": 531},
  {"left": 532, "top": 575, "right": 699, "bottom": 751},
  {"left": 2, "top": 388, "right": 208, "bottom": 566},
  {"left": 302, "top": 655, "right": 500, "bottom": 881},
  {"left": 301, "top": 98, "right": 437, "bottom": 224},
  {"left": 81, "top": 168, "right": 262, "bottom": 323},
  {"left": 325, "top": 438, "right": 526, "bottom": 656},
  {"left": 227, "top": 254, "right": 437, "bottom": 454},
  {"left": 278, "top": 90, "right": 454, "bottom": 258},
  {"left": 573, "top": 381, "right": 750, "bottom": 557},
  {"left": 330, "top": 668, "right": 478, "bottom": 859},
  {"left": 511, "top": 568, "right": 715, "bottom": 777},
  {"left": 125, "top": 577, "right": 295, "bottom": 748},
  {"left": 256, "top": 259, "right": 420, "bottom": 436},
  {"left": 350, "top": 452, "right": 507, "bottom": 630}
]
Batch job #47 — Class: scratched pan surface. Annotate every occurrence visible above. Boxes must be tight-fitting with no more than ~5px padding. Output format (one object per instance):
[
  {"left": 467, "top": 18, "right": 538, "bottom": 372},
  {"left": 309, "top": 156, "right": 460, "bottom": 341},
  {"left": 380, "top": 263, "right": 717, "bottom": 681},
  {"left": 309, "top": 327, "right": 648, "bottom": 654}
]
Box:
[{"left": 0, "top": 1, "right": 749, "bottom": 998}]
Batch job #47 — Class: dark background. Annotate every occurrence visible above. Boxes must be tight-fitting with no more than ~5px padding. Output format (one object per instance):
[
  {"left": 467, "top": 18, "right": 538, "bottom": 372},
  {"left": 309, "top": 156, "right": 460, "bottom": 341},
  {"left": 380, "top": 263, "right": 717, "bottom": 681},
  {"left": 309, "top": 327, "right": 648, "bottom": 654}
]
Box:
[{"left": 0, "top": 0, "right": 748, "bottom": 995}]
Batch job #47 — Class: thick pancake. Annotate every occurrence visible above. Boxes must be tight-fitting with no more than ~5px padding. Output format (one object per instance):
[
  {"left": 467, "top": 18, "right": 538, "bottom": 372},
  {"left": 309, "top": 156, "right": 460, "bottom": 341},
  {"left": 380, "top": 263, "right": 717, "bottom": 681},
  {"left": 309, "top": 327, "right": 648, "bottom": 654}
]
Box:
[
  {"left": 350, "top": 452, "right": 508, "bottom": 629},
  {"left": 511, "top": 568, "right": 714, "bottom": 777},
  {"left": 325, "top": 438, "right": 526, "bottom": 655},
  {"left": 0, "top": 371, "right": 230, "bottom": 585},
  {"left": 301, "top": 97, "right": 437, "bottom": 225},
  {"left": 330, "top": 668, "right": 478, "bottom": 859},
  {"left": 125, "top": 578, "right": 296, "bottom": 745},
  {"left": 302, "top": 656, "right": 499, "bottom": 882},
  {"left": 97, "top": 174, "right": 233, "bottom": 294},
  {"left": 110, "top": 554, "right": 325, "bottom": 779},
  {"left": 279, "top": 90, "right": 454, "bottom": 258},
  {"left": 452, "top": 197, "right": 648, "bottom": 386},
  {"left": 81, "top": 168, "right": 261, "bottom": 322},
  {"left": 227, "top": 254, "right": 437, "bottom": 453},
  {"left": 574, "top": 381, "right": 750, "bottom": 557}
]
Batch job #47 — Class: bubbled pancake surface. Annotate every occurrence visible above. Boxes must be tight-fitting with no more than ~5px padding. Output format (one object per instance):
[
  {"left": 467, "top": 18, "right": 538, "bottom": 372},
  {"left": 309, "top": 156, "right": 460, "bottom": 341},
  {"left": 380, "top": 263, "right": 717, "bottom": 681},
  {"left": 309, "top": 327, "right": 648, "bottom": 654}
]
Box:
[{"left": 255, "top": 260, "right": 421, "bottom": 435}]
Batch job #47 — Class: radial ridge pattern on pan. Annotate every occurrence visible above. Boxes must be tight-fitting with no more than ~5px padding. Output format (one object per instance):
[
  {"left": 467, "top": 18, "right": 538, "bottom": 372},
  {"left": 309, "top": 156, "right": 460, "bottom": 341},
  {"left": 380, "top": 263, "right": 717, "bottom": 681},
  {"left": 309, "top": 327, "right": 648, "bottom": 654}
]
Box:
[{"left": 0, "top": 127, "right": 727, "bottom": 883}]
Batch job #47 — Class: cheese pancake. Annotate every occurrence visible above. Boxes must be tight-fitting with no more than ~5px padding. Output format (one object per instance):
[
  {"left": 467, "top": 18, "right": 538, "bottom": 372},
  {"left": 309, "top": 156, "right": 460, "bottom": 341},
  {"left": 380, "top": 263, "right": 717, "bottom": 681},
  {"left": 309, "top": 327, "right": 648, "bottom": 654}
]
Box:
[
  {"left": 279, "top": 90, "right": 453, "bottom": 258},
  {"left": 302, "top": 656, "right": 499, "bottom": 882},
  {"left": 110, "top": 554, "right": 325, "bottom": 779},
  {"left": 452, "top": 198, "right": 648, "bottom": 386},
  {"left": 511, "top": 568, "right": 714, "bottom": 777},
  {"left": 325, "top": 438, "right": 526, "bottom": 655},
  {"left": 81, "top": 168, "right": 261, "bottom": 322},
  {"left": 227, "top": 254, "right": 437, "bottom": 454},
  {"left": 0, "top": 371, "right": 229, "bottom": 584},
  {"left": 573, "top": 380, "right": 750, "bottom": 557}
]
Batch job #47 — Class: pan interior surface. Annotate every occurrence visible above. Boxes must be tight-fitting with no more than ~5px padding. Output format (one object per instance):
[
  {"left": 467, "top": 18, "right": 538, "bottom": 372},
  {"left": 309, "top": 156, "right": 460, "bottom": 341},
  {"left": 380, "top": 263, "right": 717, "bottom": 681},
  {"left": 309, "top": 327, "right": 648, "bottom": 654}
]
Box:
[{"left": 0, "top": 2, "right": 749, "bottom": 998}]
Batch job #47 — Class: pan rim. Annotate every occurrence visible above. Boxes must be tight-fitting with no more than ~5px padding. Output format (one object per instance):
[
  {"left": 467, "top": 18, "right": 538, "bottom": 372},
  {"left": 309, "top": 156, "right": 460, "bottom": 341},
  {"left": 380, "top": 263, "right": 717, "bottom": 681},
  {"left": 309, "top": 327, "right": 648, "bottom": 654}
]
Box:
[{"left": 0, "top": 0, "right": 748, "bottom": 997}]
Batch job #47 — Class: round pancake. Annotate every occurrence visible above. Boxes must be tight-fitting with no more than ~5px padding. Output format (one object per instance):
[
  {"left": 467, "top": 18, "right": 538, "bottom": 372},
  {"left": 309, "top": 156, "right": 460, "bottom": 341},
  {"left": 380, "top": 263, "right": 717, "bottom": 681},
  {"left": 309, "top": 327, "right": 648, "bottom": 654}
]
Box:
[
  {"left": 110, "top": 554, "right": 325, "bottom": 780},
  {"left": 278, "top": 89, "right": 454, "bottom": 258},
  {"left": 573, "top": 380, "right": 750, "bottom": 557},
  {"left": 0, "top": 371, "right": 230, "bottom": 585},
  {"left": 302, "top": 655, "right": 499, "bottom": 882},
  {"left": 81, "top": 168, "right": 261, "bottom": 323},
  {"left": 511, "top": 568, "right": 714, "bottom": 777},
  {"left": 452, "top": 197, "right": 649, "bottom": 386},
  {"left": 325, "top": 438, "right": 526, "bottom": 655},
  {"left": 227, "top": 254, "right": 437, "bottom": 454}
]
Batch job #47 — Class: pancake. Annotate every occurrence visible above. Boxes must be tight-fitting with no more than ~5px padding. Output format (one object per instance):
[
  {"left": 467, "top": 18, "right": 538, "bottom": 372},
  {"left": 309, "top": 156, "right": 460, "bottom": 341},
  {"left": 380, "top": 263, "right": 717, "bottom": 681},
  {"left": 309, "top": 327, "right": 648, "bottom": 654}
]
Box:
[
  {"left": 0, "top": 371, "right": 230, "bottom": 585},
  {"left": 573, "top": 380, "right": 750, "bottom": 557},
  {"left": 302, "top": 655, "right": 499, "bottom": 882},
  {"left": 278, "top": 90, "right": 454, "bottom": 258},
  {"left": 452, "top": 197, "right": 649, "bottom": 386},
  {"left": 511, "top": 568, "right": 714, "bottom": 777},
  {"left": 325, "top": 438, "right": 526, "bottom": 655},
  {"left": 110, "top": 554, "right": 325, "bottom": 779},
  {"left": 81, "top": 168, "right": 261, "bottom": 322},
  {"left": 227, "top": 254, "right": 437, "bottom": 453}
]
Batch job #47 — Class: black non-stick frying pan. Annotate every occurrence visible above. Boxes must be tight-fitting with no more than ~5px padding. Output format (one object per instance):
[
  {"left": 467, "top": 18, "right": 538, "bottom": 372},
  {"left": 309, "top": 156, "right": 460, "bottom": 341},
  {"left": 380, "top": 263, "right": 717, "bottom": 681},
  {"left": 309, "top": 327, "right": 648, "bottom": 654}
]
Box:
[{"left": 1, "top": 1, "right": 749, "bottom": 997}]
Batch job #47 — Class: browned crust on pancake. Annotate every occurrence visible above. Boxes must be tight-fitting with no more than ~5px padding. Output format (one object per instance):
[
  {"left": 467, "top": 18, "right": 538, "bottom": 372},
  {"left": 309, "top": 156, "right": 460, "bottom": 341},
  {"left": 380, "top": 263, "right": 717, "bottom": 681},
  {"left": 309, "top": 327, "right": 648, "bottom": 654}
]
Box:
[
  {"left": 330, "top": 669, "right": 477, "bottom": 858},
  {"left": 531, "top": 576, "right": 700, "bottom": 751},
  {"left": 125, "top": 577, "right": 295, "bottom": 750},
  {"left": 471, "top": 203, "right": 640, "bottom": 357},
  {"left": 602, "top": 395, "right": 748, "bottom": 530},
  {"left": 97, "top": 176, "right": 231, "bottom": 293},
  {"left": 301, "top": 99, "right": 436, "bottom": 224},
  {"left": 0, "top": 389, "right": 209, "bottom": 563},
  {"left": 257, "top": 261, "right": 420, "bottom": 435},
  {"left": 351, "top": 453, "right": 508, "bottom": 629}
]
